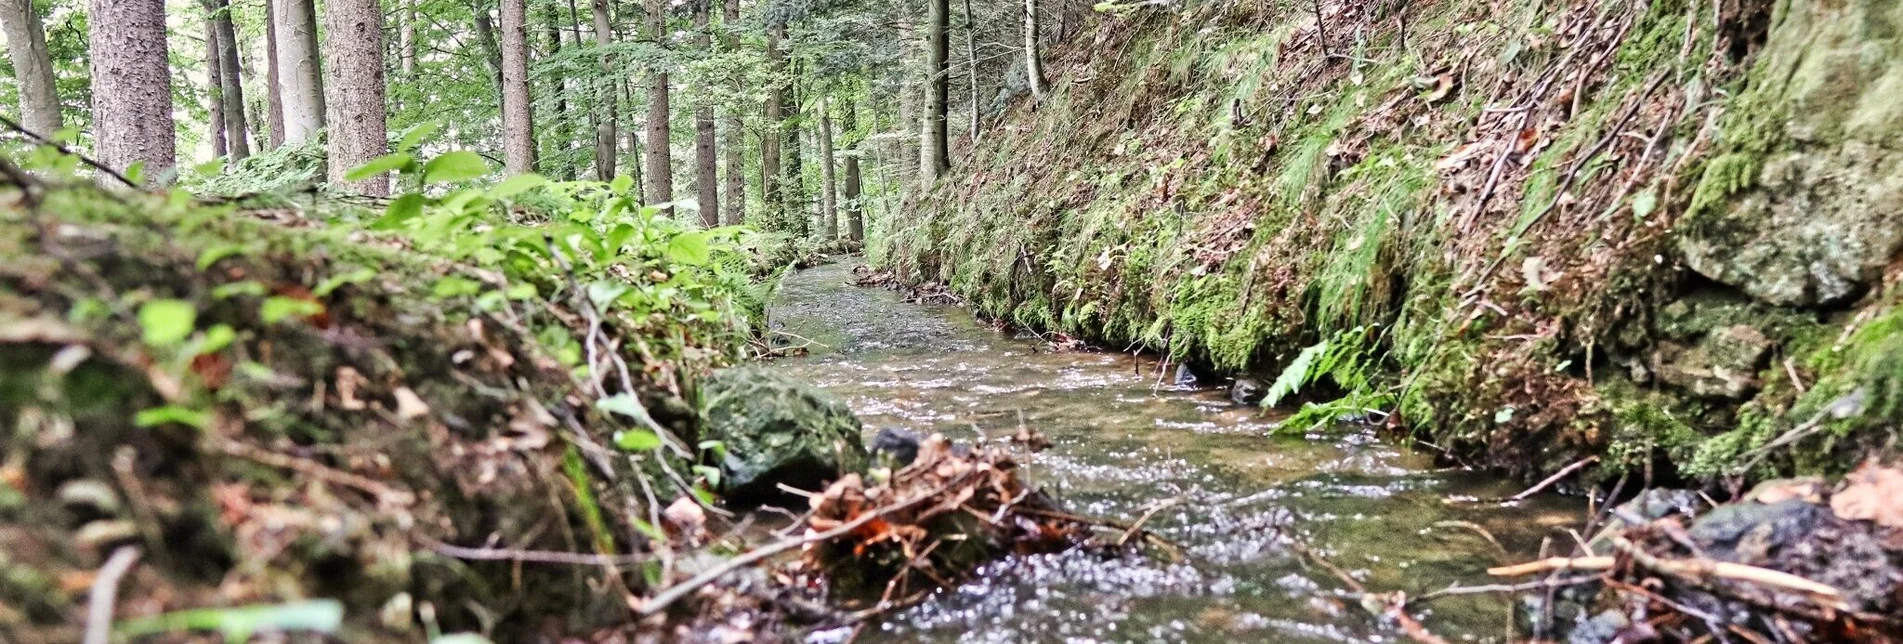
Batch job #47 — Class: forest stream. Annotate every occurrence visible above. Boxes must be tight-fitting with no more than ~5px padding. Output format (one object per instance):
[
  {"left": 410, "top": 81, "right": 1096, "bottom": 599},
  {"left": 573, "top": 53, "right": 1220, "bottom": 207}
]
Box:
[{"left": 766, "top": 261, "right": 1587, "bottom": 643}]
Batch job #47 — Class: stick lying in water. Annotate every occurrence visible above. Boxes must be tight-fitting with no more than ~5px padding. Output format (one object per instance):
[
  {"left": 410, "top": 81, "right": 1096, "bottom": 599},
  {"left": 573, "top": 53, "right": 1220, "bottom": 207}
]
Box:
[{"left": 1487, "top": 544, "right": 1846, "bottom": 608}]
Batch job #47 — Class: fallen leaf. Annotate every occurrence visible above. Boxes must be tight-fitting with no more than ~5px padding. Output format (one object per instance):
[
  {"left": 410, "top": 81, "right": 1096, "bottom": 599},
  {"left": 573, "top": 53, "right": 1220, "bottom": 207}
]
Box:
[
  {"left": 1831, "top": 463, "right": 1903, "bottom": 528},
  {"left": 393, "top": 387, "right": 430, "bottom": 420},
  {"left": 336, "top": 367, "right": 368, "bottom": 410}
]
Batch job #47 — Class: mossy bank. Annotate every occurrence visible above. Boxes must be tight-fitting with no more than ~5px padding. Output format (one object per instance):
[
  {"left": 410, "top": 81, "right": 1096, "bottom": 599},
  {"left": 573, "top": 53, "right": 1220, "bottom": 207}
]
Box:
[{"left": 882, "top": 0, "right": 1903, "bottom": 483}]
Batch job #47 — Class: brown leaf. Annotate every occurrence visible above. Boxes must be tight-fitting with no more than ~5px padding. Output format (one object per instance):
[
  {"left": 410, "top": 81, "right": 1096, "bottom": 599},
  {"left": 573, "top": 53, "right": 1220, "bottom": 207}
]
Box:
[{"left": 1831, "top": 464, "right": 1903, "bottom": 528}]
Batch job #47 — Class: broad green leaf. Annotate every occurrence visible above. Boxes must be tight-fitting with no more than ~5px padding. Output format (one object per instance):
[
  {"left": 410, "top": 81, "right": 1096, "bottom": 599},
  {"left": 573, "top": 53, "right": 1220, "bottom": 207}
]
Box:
[
  {"left": 1263, "top": 340, "right": 1329, "bottom": 408},
  {"left": 422, "top": 151, "right": 489, "bottom": 184},
  {"left": 260, "top": 297, "right": 324, "bottom": 324},
  {"left": 138, "top": 299, "right": 197, "bottom": 347},
  {"left": 505, "top": 283, "right": 538, "bottom": 300},
  {"left": 596, "top": 393, "right": 652, "bottom": 422},
  {"left": 125, "top": 161, "right": 146, "bottom": 186},
  {"left": 134, "top": 405, "right": 210, "bottom": 429},
  {"left": 116, "top": 599, "right": 343, "bottom": 641},
  {"left": 198, "top": 324, "right": 237, "bottom": 355},
  {"left": 691, "top": 464, "right": 723, "bottom": 488},
  {"left": 431, "top": 275, "right": 484, "bottom": 298},
  {"left": 212, "top": 281, "right": 267, "bottom": 299},
  {"left": 586, "top": 281, "right": 628, "bottom": 308},
  {"left": 609, "top": 174, "right": 634, "bottom": 194},
  {"left": 196, "top": 244, "right": 247, "bottom": 270},
  {"left": 613, "top": 429, "right": 662, "bottom": 451},
  {"left": 489, "top": 173, "right": 547, "bottom": 199},
  {"left": 344, "top": 153, "right": 414, "bottom": 181},
  {"left": 314, "top": 268, "right": 378, "bottom": 297},
  {"left": 396, "top": 121, "right": 443, "bottom": 152},
  {"left": 371, "top": 193, "right": 427, "bottom": 230},
  {"left": 193, "top": 158, "right": 226, "bottom": 176},
  {"left": 665, "top": 231, "right": 713, "bottom": 266}
]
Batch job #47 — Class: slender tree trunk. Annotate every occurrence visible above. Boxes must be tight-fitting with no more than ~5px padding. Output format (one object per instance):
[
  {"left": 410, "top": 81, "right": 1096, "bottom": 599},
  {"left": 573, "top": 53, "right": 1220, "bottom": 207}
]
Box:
[
  {"left": 623, "top": 78, "right": 643, "bottom": 194},
  {"left": 843, "top": 99, "right": 863, "bottom": 243},
  {"left": 274, "top": 0, "right": 324, "bottom": 146},
  {"left": 761, "top": 23, "right": 784, "bottom": 227},
  {"left": 692, "top": 0, "right": 718, "bottom": 226},
  {"left": 88, "top": 0, "right": 174, "bottom": 183},
  {"left": 895, "top": 16, "right": 917, "bottom": 202},
  {"left": 925, "top": 0, "right": 951, "bottom": 182},
  {"left": 818, "top": 95, "right": 837, "bottom": 240},
  {"left": 643, "top": 0, "right": 673, "bottom": 212},
  {"left": 783, "top": 72, "right": 804, "bottom": 235},
  {"left": 213, "top": 0, "right": 251, "bottom": 160},
  {"left": 473, "top": 1, "right": 504, "bottom": 92},
  {"left": 263, "top": 0, "right": 286, "bottom": 149},
  {"left": 499, "top": 0, "right": 535, "bottom": 173},
  {"left": 400, "top": 0, "right": 418, "bottom": 76},
  {"left": 963, "top": 0, "right": 979, "bottom": 142},
  {"left": 720, "top": 0, "right": 744, "bottom": 225},
  {"left": 0, "top": 0, "right": 62, "bottom": 135},
  {"left": 542, "top": 3, "right": 570, "bottom": 173},
  {"left": 591, "top": 0, "right": 617, "bottom": 180},
  {"left": 1025, "top": 0, "right": 1044, "bottom": 100},
  {"left": 204, "top": 16, "right": 229, "bottom": 159},
  {"left": 324, "top": 0, "right": 390, "bottom": 195}
]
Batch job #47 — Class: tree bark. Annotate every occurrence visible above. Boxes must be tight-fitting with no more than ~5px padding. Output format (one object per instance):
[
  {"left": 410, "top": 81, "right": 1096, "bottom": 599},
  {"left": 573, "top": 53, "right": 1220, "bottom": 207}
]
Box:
[
  {"left": 963, "top": 0, "right": 979, "bottom": 142},
  {"left": 1025, "top": 0, "right": 1045, "bottom": 100},
  {"left": 473, "top": 1, "right": 504, "bottom": 92},
  {"left": 400, "top": 0, "right": 418, "bottom": 76},
  {"left": 542, "top": 3, "right": 570, "bottom": 172},
  {"left": 499, "top": 0, "right": 535, "bottom": 173},
  {"left": 818, "top": 95, "right": 837, "bottom": 240},
  {"left": 213, "top": 0, "right": 251, "bottom": 160},
  {"left": 782, "top": 71, "right": 804, "bottom": 235},
  {"left": 761, "top": 23, "right": 783, "bottom": 227},
  {"left": 204, "top": 16, "right": 229, "bottom": 159},
  {"left": 895, "top": 15, "right": 917, "bottom": 202},
  {"left": 843, "top": 100, "right": 863, "bottom": 243},
  {"left": 273, "top": 0, "right": 324, "bottom": 146},
  {"left": 720, "top": 0, "right": 744, "bottom": 225},
  {"left": 263, "top": 0, "right": 286, "bottom": 149},
  {"left": 591, "top": 0, "right": 617, "bottom": 180},
  {"left": 0, "top": 0, "right": 62, "bottom": 136},
  {"left": 925, "top": 0, "right": 951, "bottom": 183},
  {"left": 323, "top": 0, "right": 390, "bottom": 195},
  {"left": 643, "top": 0, "right": 673, "bottom": 212},
  {"left": 692, "top": 0, "right": 718, "bottom": 226},
  {"left": 88, "top": 0, "right": 174, "bottom": 183}
]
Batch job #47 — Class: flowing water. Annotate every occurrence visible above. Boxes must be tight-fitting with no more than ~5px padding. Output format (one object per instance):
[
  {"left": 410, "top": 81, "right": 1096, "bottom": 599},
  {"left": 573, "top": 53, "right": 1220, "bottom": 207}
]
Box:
[{"left": 768, "top": 262, "right": 1584, "bottom": 643}]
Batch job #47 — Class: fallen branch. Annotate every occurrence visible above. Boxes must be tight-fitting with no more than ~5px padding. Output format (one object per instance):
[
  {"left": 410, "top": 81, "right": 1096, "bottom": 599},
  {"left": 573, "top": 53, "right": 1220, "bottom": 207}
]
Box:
[
  {"left": 1487, "top": 549, "right": 1846, "bottom": 607},
  {"left": 1508, "top": 456, "right": 1598, "bottom": 502},
  {"left": 83, "top": 546, "right": 143, "bottom": 644}
]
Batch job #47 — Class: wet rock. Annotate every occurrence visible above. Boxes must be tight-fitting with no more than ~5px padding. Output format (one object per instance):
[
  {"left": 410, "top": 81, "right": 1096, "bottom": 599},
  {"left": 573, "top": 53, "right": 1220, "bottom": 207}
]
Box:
[
  {"left": 870, "top": 427, "right": 922, "bottom": 468},
  {"left": 1653, "top": 324, "right": 1774, "bottom": 399},
  {"left": 1229, "top": 377, "right": 1266, "bottom": 406},
  {"left": 696, "top": 366, "right": 868, "bottom": 506},
  {"left": 1679, "top": 0, "right": 1903, "bottom": 307}
]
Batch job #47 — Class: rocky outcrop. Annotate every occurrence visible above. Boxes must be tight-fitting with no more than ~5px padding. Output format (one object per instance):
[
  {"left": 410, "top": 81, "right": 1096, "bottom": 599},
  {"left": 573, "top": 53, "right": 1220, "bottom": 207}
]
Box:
[
  {"left": 696, "top": 366, "right": 868, "bottom": 505},
  {"left": 1680, "top": 0, "right": 1903, "bottom": 307}
]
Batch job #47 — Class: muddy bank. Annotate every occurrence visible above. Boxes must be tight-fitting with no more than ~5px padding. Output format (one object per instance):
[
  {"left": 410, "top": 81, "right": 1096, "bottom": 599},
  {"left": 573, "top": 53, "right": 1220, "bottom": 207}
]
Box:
[{"left": 880, "top": 0, "right": 1902, "bottom": 485}]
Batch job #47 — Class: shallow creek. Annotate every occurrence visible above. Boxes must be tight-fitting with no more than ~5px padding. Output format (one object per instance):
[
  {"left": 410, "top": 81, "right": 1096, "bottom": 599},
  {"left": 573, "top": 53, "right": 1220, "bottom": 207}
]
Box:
[{"left": 767, "top": 262, "right": 1584, "bottom": 643}]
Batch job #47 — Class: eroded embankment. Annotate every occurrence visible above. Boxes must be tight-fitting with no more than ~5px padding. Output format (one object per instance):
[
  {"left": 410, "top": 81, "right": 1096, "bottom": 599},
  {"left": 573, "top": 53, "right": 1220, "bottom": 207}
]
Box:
[
  {"left": 882, "top": 0, "right": 1902, "bottom": 482},
  {"left": 0, "top": 182, "right": 767, "bottom": 641}
]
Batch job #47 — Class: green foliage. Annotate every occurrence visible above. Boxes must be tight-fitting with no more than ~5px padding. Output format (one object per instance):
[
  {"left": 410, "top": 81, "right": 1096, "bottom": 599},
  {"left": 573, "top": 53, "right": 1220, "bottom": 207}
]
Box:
[
  {"left": 115, "top": 599, "right": 343, "bottom": 643},
  {"left": 137, "top": 299, "right": 197, "bottom": 348}
]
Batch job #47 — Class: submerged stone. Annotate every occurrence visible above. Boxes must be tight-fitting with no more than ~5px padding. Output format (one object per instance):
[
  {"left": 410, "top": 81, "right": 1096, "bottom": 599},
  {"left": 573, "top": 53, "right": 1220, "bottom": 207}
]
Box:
[{"left": 696, "top": 366, "right": 868, "bottom": 506}]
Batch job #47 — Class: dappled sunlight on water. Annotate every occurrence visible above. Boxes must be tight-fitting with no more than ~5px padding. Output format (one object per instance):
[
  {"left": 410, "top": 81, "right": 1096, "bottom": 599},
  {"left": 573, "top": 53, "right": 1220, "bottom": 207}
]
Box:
[{"left": 769, "top": 262, "right": 1583, "bottom": 643}]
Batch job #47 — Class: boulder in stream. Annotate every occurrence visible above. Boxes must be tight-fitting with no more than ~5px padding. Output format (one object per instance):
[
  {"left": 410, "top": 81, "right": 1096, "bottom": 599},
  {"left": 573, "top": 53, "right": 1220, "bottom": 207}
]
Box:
[{"left": 696, "top": 366, "right": 868, "bottom": 506}]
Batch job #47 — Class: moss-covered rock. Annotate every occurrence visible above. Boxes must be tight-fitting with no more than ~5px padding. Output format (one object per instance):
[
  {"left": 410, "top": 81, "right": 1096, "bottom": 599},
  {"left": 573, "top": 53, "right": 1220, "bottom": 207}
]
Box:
[
  {"left": 696, "top": 367, "right": 867, "bottom": 505},
  {"left": 1680, "top": 0, "right": 1903, "bottom": 307}
]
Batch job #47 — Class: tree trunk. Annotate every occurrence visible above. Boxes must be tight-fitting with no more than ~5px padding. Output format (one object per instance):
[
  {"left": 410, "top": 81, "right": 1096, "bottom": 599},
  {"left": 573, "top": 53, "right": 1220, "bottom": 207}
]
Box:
[
  {"left": 400, "top": 0, "right": 418, "bottom": 76},
  {"left": 88, "top": 0, "right": 174, "bottom": 183},
  {"left": 0, "top": 0, "right": 62, "bottom": 135},
  {"left": 783, "top": 72, "right": 803, "bottom": 236},
  {"left": 499, "top": 0, "right": 535, "bottom": 173},
  {"left": 643, "top": 0, "right": 673, "bottom": 212},
  {"left": 761, "top": 23, "right": 783, "bottom": 227},
  {"left": 273, "top": 0, "right": 324, "bottom": 146},
  {"left": 591, "top": 0, "right": 617, "bottom": 180},
  {"left": 924, "top": 0, "right": 951, "bottom": 186},
  {"left": 1025, "top": 0, "right": 1044, "bottom": 100},
  {"left": 323, "top": 0, "right": 390, "bottom": 195},
  {"left": 204, "top": 16, "right": 229, "bottom": 159},
  {"left": 818, "top": 95, "right": 837, "bottom": 241},
  {"left": 542, "top": 3, "right": 569, "bottom": 173},
  {"left": 843, "top": 100, "right": 863, "bottom": 243},
  {"left": 263, "top": 0, "right": 286, "bottom": 149},
  {"left": 692, "top": 0, "right": 718, "bottom": 226},
  {"left": 963, "top": 0, "right": 979, "bottom": 142},
  {"left": 213, "top": 0, "right": 251, "bottom": 160},
  {"left": 720, "top": 0, "right": 744, "bottom": 225},
  {"left": 895, "top": 15, "right": 917, "bottom": 202},
  {"left": 473, "top": 1, "right": 504, "bottom": 92}
]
